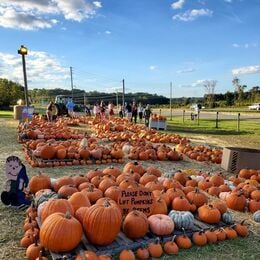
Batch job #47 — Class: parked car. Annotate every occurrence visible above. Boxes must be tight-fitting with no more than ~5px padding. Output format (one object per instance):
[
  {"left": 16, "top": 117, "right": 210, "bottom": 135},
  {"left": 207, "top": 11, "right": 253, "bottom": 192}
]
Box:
[{"left": 248, "top": 103, "right": 260, "bottom": 110}]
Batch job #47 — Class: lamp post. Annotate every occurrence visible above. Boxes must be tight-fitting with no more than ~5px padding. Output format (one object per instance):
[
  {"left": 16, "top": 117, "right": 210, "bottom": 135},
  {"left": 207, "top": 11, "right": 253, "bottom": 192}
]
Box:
[{"left": 18, "top": 45, "right": 29, "bottom": 107}]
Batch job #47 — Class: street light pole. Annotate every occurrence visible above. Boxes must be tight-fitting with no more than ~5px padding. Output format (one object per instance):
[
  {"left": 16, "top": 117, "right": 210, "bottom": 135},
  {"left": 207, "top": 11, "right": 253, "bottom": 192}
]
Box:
[
  {"left": 18, "top": 45, "right": 29, "bottom": 107},
  {"left": 170, "top": 82, "right": 173, "bottom": 120}
]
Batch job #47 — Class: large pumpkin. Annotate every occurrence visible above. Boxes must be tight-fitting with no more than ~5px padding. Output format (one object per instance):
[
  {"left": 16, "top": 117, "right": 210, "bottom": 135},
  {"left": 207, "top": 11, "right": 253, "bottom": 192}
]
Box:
[
  {"left": 122, "top": 210, "right": 149, "bottom": 239},
  {"left": 40, "top": 212, "right": 82, "bottom": 252},
  {"left": 40, "top": 199, "right": 74, "bottom": 223},
  {"left": 82, "top": 199, "right": 122, "bottom": 245}
]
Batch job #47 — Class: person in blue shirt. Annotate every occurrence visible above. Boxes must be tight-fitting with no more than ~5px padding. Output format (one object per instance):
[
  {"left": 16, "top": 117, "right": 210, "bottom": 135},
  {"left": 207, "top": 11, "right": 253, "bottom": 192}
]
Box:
[{"left": 66, "top": 99, "right": 75, "bottom": 117}]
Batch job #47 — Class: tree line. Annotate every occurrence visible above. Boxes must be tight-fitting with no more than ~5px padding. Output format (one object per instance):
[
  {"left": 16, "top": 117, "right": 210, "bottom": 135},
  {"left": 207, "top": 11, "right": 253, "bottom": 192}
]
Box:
[{"left": 0, "top": 77, "right": 259, "bottom": 109}]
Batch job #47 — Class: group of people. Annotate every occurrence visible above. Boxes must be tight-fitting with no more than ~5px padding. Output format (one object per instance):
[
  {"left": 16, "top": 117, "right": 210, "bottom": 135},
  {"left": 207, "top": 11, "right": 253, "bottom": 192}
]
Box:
[
  {"left": 119, "top": 102, "right": 152, "bottom": 126},
  {"left": 46, "top": 99, "right": 152, "bottom": 126}
]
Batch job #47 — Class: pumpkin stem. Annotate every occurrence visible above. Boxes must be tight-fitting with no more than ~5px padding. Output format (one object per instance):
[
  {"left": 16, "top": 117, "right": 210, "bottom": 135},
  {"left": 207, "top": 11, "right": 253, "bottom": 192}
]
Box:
[
  {"left": 171, "top": 235, "right": 176, "bottom": 242},
  {"left": 103, "top": 200, "right": 111, "bottom": 207},
  {"left": 64, "top": 212, "right": 72, "bottom": 219},
  {"left": 33, "top": 234, "right": 38, "bottom": 246}
]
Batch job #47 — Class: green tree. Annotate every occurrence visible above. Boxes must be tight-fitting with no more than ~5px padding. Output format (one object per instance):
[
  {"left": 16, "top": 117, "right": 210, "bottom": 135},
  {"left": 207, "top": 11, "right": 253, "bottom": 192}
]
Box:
[{"left": 0, "top": 78, "right": 24, "bottom": 108}]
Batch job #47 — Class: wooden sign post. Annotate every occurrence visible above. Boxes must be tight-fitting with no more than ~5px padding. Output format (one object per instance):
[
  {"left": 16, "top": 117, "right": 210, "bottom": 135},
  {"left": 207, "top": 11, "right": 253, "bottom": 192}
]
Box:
[{"left": 117, "top": 187, "right": 155, "bottom": 216}]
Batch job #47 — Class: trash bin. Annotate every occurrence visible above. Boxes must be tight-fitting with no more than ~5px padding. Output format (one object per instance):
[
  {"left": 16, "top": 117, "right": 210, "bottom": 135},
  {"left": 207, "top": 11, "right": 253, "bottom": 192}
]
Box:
[{"left": 14, "top": 105, "right": 25, "bottom": 120}]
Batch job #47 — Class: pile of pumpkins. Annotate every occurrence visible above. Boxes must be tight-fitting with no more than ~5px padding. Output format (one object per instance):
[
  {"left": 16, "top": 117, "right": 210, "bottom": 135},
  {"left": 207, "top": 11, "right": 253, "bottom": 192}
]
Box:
[
  {"left": 17, "top": 115, "right": 85, "bottom": 141},
  {"left": 176, "top": 143, "right": 222, "bottom": 164},
  {"left": 79, "top": 116, "right": 189, "bottom": 144},
  {"left": 24, "top": 138, "right": 125, "bottom": 167},
  {"left": 20, "top": 162, "right": 258, "bottom": 259}
]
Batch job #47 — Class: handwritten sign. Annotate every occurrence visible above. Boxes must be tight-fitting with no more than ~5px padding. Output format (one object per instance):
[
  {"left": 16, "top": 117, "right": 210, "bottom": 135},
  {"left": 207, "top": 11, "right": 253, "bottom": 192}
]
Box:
[{"left": 117, "top": 187, "right": 155, "bottom": 216}]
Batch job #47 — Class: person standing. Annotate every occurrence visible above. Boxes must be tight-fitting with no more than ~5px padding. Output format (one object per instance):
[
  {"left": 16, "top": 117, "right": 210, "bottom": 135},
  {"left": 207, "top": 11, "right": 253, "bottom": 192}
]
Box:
[
  {"left": 131, "top": 101, "right": 138, "bottom": 123},
  {"left": 46, "top": 101, "right": 54, "bottom": 122},
  {"left": 125, "top": 102, "right": 132, "bottom": 121},
  {"left": 144, "top": 104, "right": 152, "bottom": 127},
  {"left": 108, "top": 101, "right": 114, "bottom": 118},
  {"left": 66, "top": 99, "right": 75, "bottom": 117},
  {"left": 137, "top": 103, "right": 144, "bottom": 123},
  {"left": 118, "top": 104, "right": 123, "bottom": 118}
]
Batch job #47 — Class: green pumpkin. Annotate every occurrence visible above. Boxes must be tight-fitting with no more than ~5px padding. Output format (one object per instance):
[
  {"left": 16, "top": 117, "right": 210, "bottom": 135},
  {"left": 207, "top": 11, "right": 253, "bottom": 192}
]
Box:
[
  {"left": 34, "top": 190, "right": 58, "bottom": 207},
  {"left": 222, "top": 212, "right": 234, "bottom": 224},
  {"left": 253, "top": 210, "right": 260, "bottom": 223},
  {"left": 168, "top": 210, "right": 194, "bottom": 229}
]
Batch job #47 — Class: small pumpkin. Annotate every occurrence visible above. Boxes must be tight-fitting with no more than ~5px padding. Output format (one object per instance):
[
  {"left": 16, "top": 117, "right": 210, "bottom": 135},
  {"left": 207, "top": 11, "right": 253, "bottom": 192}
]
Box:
[
  {"left": 163, "top": 236, "right": 179, "bottom": 255},
  {"left": 175, "top": 233, "right": 192, "bottom": 249},
  {"left": 204, "top": 228, "right": 217, "bottom": 244},
  {"left": 192, "top": 231, "right": 207, "bottom": 246},
  {"left": 75, "top": 250, "right": 98, "bottom": 260},
  {"left": 234, "top": 220, "right": 248, "bottom": 237},
  {"left": 147, "top": 239, "right": 163, "bottom": 258},
  {"left": 136, "top": 246, "right": 149, "bottom": 259},
  {"left": 224, "top": 227, "right": 237, "bottom": 239},
  {"left": 222, "top": 211, "right": 234, "bottom": 224},
  {"left": 119, "top": 249, "right": 135, "bottom": 260},
  {"left": 26, "top": 236, "right": 42, "bottom": 260},
  {"left": 252, "top": 210, "right": 260, "bottom": 222}
]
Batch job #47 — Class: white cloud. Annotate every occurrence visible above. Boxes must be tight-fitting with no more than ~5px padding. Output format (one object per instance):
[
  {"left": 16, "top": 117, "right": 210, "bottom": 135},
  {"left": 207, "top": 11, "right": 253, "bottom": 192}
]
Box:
[
  {"left": 0, "top": 0, "right": 102, "bottom": 30},
  {"left": 0, "top": 50, "right": 69, "bottom": 87},
  {"left": 171, "top": 0, "right": 185, "bottom": 10},
  {"left": 149, "top": 65, "right": 157, "bottom": 71},
  {"left": 176, "top": 68, "right": 195, "bottom": 74},
  {"left": 224, "top": 0, "right": 232, "bottom": 3},
  {"left": 93, "top": 1, "right": 102, "bottom": 8},
  {"left": 232, "top": 65, "right": 260, "bottom": 76},
  {"left": 105, "top": 30, "right": 111, "bottom": 34},
  {"left": 232, "top": 43, "right": 258, "bottom": 48},
  {"left": 173, "top": 9, "right": 213, "bottom": 22}
]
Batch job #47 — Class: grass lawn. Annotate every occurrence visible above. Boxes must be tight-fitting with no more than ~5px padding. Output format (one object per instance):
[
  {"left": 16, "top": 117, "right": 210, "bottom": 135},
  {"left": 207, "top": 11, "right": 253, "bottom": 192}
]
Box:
[
  {"left": 0, "top": 116, "right": 259, "bottom": 259},
  {"left": 165, "top": 116, "right": 260, "bottom": 148}
]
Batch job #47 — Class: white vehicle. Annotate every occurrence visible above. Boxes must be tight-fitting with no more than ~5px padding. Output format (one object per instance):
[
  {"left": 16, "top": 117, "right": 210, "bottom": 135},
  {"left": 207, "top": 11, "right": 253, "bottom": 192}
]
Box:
[{"left": 248, "top": 103, "right": 260, "bottom": 110}]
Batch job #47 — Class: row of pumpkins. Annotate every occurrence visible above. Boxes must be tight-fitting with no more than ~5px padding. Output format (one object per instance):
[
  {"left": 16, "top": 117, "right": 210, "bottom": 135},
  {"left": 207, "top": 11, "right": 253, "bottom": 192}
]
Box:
[
  {"left": 21, "top": 162, "right": 259, "bottom": 259},
  {"left": 18, "top": 116, "right": 86, "bottom": 141}
]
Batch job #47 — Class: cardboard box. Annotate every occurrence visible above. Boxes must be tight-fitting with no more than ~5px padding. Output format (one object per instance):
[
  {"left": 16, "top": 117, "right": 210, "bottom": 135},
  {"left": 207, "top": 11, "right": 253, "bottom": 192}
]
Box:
[
  {"left": 149, "top": 120, "right": 167, "bottom": 130},
  {"left": 221, "top": 147, "right": 260, "bottom": 173}
]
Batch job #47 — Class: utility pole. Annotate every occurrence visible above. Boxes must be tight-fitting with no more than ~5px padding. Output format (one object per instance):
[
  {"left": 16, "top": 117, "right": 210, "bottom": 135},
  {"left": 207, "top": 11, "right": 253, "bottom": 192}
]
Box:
[
  {"left": 70, "top": 66, "right": 74, "bottom": 101},
  {"left": 122, "top": 79, "right": 125, "bottom": 116},
  {"left": 116, "top": 89, "right": 119, "bottom": 110},
  {"left": 170, "top": 82, "right": 173, "bottom": 120}
]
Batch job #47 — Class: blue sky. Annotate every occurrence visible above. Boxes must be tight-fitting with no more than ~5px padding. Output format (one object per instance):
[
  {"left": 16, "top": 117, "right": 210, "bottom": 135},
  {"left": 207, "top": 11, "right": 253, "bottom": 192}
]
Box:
[{"left": 0, "top": 0, "right": 260, "bottom": 98}]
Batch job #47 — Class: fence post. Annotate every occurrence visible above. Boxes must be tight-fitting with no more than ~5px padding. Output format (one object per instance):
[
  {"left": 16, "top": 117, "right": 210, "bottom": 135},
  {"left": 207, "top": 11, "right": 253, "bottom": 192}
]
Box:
[
  {"left": 237, "top": 113, "right": 240, "bottom": 132},
  {"left": 183, "top": 110, "right": 185, "bottom": 124},
  {"left": 197, "top": 111, "right": 200, "bottom": 126},
  {"left": 215, "top": 111, "right": 219, "bottom": 128},
  {"left": 159, "top": 109, "right": 161, "bottom": 116}
]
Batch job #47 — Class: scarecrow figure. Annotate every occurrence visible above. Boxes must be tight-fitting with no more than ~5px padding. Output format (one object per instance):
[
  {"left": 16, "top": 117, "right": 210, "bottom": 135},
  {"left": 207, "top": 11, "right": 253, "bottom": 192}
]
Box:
[{"left": 1, "top": 156, "right": 30, "bottom": 206}]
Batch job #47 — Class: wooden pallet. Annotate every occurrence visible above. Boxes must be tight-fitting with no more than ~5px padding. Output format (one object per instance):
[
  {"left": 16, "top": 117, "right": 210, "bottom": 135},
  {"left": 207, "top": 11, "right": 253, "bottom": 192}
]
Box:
[{"left": 49, "top": 219, "right": 229, "bottom": 259}]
